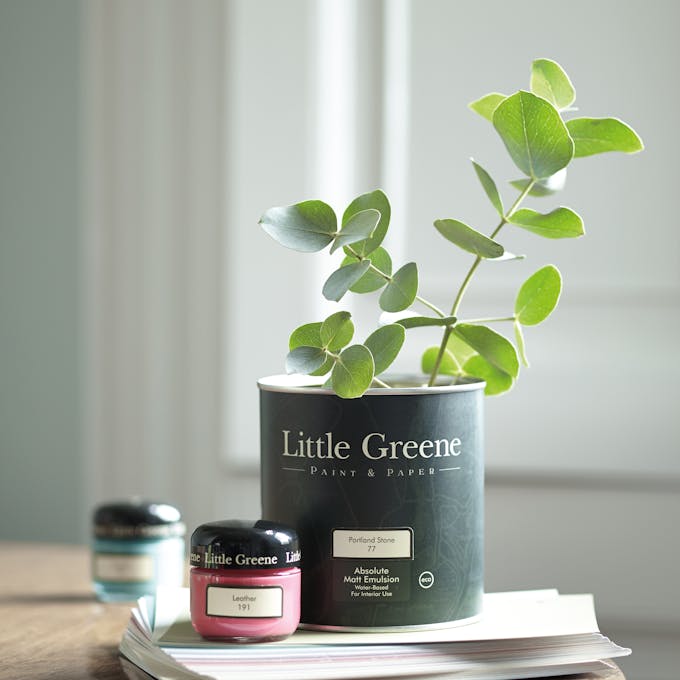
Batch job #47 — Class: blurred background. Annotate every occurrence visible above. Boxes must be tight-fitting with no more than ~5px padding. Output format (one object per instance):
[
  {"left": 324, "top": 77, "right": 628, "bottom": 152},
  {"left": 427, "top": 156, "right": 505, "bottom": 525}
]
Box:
[{"left": 0, "top": 1, "right": 678, "bottom": 677}]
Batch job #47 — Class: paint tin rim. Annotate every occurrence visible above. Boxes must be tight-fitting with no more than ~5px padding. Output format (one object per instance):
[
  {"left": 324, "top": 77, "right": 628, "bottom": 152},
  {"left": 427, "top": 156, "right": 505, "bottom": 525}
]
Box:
[{"left": 258, "top": 374, "right": 485, "bottom": 395}]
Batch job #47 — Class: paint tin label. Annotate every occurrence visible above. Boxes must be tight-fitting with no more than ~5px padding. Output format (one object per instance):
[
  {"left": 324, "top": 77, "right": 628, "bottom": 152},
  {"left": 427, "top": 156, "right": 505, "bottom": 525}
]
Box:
[
  {"left": 332, "top": 528, "right": 413, "bottom": 559},
  {"left": 206, "top": 585, "right": 283, "bottom": 619},
  {"left": 259, "top": 379, "right": 484, "bottom": 628},
  {"left": 93, "top": 553, "right": 154, "bottom": 583}
]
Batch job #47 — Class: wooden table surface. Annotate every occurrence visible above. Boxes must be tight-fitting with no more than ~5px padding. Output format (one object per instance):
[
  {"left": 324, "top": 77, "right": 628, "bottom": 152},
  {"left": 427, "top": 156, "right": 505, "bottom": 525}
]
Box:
[
  {"left": 0, "top": 542, "right": 626, "bottom": 680},
  {"left": 0, "top": 543, "right": 150, "bottom": 680}
]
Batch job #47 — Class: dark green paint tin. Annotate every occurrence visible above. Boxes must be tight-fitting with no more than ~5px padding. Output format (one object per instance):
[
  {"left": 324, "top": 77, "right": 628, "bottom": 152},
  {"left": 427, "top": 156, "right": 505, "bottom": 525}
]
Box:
[{"left": 259, "top": 375, "right": 485, "bottom": 630}]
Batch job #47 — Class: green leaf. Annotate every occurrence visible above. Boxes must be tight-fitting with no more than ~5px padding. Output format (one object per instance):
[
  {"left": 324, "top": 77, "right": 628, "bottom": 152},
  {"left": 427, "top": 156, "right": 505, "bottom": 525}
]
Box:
[
  {"left": 289, "top": 322, "right": 323, "bottom": 350},
  {"left": 379, "top": 262, "right": 418, "bottom": 312},
  {"left": 509, "top": 207, "right": 584, "bottom": 239},
  {"left": 471, "top": 159, "right": 504, "bottom": 216},
  {"left": 322, "top": 261, "right": 371, "bottom": 302},
  {"left": 259, "top": 200, "right": 336, "bottom": 252},
  {"left": 342, "top": 190, "right": 391, "bottom": 257},
  {"left": 331, "top": 209, "right": 380, "bottom": 254},
  {"left": 396, "top": 315, "right": 457, "bottom": 329},
  {"left": 514, "top": 321, "right": 529, "bottom": 368},
  {"left": 288, "top": 322, "right": 333, "bottom": 376},
  {"left": 285, "top": 346, "right": 328, "bottom": 375},
  {"left": 331, "top": 345, "right": 375, "bottom": 398},
  {"left": 515, "top": 264, "right": 562, "bottom": 326},
  {"left": 489, "top": 251, "right": 525, "bottom": 262},
  {"left": 453, "top": 323, "right": 519, "bottom": 378},
  {"left": 493, "top": 90, "right": 574, "bottom": 179},
  {"left": 566, "top": 117, "right": 644, "bottom": 158},
  {"left": 421, "top": 346, "right": 460, "bottom": 376},
  {"left": 434, "top": 219, "right": 504, "bottom": 259},
  {"left": 469, "top": 92, "right": 507, "bottom": 122},
  {"left": 320, "top": 311, "right": 354, "bottom": 351},
  {"left": 463, "top": 355, "right": 514, "bottom": 396},
  {"left": 530, "top": 58, "right": 575, "bottom": 110},
  {"left": 510, "top": 168, "right": 567, "bottom": 196},
  {"left": 310, "top": 358, "right": 334, "bottom": 377},
  {"left": 446, "top": 333, "right": 477, "bottom": 366},
  {"left": 364, "top": 324, "right": 405, "bottom": 375},
  {"left": 341, "top": 247, "right": 392, "bottom": 293}
]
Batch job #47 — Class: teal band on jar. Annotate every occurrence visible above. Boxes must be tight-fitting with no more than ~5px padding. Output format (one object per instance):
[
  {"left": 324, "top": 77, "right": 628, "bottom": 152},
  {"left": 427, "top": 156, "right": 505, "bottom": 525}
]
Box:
[{"left": 92, "top": 500, "right": 186, "bottom": 602}]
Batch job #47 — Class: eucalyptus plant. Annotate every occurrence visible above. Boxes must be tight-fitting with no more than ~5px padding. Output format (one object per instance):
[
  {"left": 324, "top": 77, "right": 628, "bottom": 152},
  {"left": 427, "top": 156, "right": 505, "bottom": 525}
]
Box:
[{"left": 260, "top": 59, "right": 643, "bottom": 398}]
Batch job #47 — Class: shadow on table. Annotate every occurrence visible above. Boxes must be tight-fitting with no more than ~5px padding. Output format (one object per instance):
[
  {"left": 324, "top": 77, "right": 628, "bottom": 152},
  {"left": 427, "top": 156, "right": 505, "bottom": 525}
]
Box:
[{"left": 119, "top": 657, "right": 156, "bottom": 680}]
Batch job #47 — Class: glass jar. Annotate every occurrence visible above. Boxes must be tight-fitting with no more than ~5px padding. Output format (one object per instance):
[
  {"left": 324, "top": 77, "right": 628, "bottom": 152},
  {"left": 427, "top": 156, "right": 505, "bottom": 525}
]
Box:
[
  {"left": 190, "top": 519, "right": 301, "bottom": 641},
  {"left": 92, "top": 500, "right": 185, "bottom": 602}
]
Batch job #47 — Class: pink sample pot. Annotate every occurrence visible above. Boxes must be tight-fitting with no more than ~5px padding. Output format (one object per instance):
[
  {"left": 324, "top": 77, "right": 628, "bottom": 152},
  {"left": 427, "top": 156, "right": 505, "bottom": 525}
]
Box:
[{"left": 189, "top": 520, "right": 301, "bottom": 642}]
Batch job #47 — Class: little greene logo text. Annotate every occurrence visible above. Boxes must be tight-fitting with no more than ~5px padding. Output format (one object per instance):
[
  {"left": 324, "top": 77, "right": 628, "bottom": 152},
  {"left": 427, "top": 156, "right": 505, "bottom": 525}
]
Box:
[{"left": 281, "top": 430, "right": 462, "bottom": 460}]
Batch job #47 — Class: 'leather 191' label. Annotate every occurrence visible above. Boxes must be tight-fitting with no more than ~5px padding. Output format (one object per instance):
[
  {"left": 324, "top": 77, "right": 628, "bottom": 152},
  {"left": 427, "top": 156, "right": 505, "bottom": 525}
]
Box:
[{"left": 206, "top": 585, "right": 283, "bottom": 618}]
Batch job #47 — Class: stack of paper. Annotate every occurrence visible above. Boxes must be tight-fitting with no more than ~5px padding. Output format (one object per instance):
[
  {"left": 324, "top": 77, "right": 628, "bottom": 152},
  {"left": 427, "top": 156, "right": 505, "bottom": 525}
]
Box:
[{"left": 119, "top": 588, "right": 629, "bottom": 680}]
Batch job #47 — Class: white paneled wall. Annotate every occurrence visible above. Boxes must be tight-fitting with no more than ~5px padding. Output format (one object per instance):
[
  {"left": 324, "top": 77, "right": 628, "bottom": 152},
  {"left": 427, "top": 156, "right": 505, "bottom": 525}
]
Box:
[
  {"left": 403, "top": 4, "right": 680, "bottom": 679},
  {"left": 83, "top": 0, "right": 225, "bottom": 533},
  {"left": 84, "top": 2, "right": 678, "bottom": 677}
]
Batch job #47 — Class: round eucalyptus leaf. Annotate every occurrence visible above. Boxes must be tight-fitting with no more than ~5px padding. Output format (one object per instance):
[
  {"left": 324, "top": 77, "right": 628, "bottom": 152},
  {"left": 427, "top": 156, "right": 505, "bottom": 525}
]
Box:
[
  {"left": 509, "top": 207, "right": 583, "bottom": 239},
  {"left": 421, "top": 346, "right": 460, "bottom": 376},
  {"left": 566, "top": 117, "right": 644, "bottom": 158},
  {"left": 322, "top": 261, "right": 371, "bottom": 302},
  {"left": 493, "top": 90, "right": 574, "bottom": 179},
  {"left": 397, "top": 315, "right": 457, "bottom": 329},
  {"left": 331, "top": 209, "right": 380, "bottom": 254},
  {"left": 463, "top": 355, "right": 514, "bottom": 396},
  {"left": 434, "top": 219, "right": 504, "bottom": 258},
  {"left": 468, "top": 92, "right": 507, "bottom": 122},
  {"left": 342, "top": 190, "right": 391, "bottom": 256},
  {"left": 320, "top": 311, "right": 354, "bottom": 351},
  {"left": 259, "top": 200, "right": 336, "bottom": 252},
  {"left": 379, "top": 262, "right": 418, "bottom": 313},
  {"left": 289, "top": 322, "right": 323, "bottom": 350},
  {"left": 364, "top": 324, "right": 405, "bottom": 375},
  {"left": 453, "top": 323, "right": 519, "bottom": 378},
  {"left": 285, "top": 346, "right": 328, "bottom": 375},
  {"left": 515, "top": 265, "right": 562, "bottom": 326},
  {"left": 446, "top": 333, "right": 477, "bottom": 366},
  {"left": 530, "top": 59, "right": 575, "bottom": 110},
  {"left": 471, "top": 159, "right": 504, "bottom": 216},
  {"left": 489, "top": 251, "right": 525, "bottom": 262},
  {"left": 331, "top": 345, "right": 375, "bottom": 398},
  {"left": 510, "top": 168, "right": 567, "bottom": 196},
  {"left": 341, "top": 247, "right": 392, "bottom": 293},
  {"left": 310, "top": 357, "right": 334, "bottom": 377}
]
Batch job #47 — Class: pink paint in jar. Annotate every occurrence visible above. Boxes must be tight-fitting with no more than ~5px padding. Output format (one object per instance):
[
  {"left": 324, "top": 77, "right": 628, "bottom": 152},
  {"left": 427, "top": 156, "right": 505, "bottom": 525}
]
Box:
[{"left": 189, "top": 520, "right": 301, "bottom": 642}]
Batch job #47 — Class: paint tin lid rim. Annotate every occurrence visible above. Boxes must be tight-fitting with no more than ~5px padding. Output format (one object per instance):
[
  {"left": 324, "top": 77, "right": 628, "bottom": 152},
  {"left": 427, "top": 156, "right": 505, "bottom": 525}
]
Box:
[
  {"left": 93, "top": 500, "right": 185, "bottom": 539},
  {"left": 257, "top": 374, "right": 485, "bottom": 395}
]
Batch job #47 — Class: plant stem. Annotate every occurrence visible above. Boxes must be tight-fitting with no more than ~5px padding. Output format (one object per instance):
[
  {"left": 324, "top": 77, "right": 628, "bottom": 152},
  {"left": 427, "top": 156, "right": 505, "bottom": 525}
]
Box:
[
  {"left": 427, "top": 180, "right": 535, "bottom": 387},
  {"left": 460, "top": 316, "right": 516, "bottom": 324},
  {"left": 345, "top": 246, "right": 446, "bottom": 317},
  {"left": 414, "top": 295, "right": 446, "bottom": 318}
]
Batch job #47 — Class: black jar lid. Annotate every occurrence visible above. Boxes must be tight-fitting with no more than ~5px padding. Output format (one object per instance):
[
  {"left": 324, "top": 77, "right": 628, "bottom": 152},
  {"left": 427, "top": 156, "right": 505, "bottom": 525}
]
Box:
[
  {"left": 93, "top": 500, "right": 185, "bottom": 539},
  {"left": 190, "top": 519, "right": 301, "bottom": 570}
]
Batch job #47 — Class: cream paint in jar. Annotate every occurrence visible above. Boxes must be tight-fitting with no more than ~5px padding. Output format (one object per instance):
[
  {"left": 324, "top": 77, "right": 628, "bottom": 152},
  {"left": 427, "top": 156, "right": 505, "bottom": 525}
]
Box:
[{"left": 190, "top": 520, "right": 301, "bottom": 641}]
